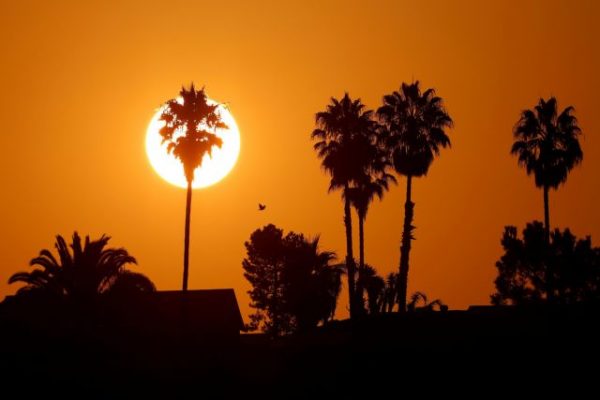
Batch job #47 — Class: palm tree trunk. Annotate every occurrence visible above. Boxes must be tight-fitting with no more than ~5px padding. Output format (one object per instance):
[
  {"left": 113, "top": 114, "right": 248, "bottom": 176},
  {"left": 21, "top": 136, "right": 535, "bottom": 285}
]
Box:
[
  {"left": 356, "top": 213, "right": 365, "bottom": 314},
  {"left": 398, "top": 175, "right": 414, "bottom": 313},
  {"left": 182, "top": 181, "right": 192, "bottom": 291},
  {"left": 543, "top": 185, "right": 550, "bottom": 243},
  {"left": 344, "top": 185, "right": 356, "bottom": 319},
  {"left": 543, "top": 184, "right": 553, "bottom": 302}
]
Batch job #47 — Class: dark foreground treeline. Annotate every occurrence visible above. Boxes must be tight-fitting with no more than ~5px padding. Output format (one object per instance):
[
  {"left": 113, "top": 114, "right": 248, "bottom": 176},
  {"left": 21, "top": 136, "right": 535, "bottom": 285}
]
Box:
[{"left": 1, "top": 301, "right": 599, "bottom": 398}]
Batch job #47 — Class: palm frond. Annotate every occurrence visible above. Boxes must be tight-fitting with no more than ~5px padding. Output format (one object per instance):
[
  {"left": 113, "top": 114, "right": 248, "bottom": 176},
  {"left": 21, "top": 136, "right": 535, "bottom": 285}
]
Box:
[
  {"left": 9, "top": 233, "right": 151, "bottom": 302},
  {"left": 159, "top": 84, "right": 228, "bottom": 183},
  {"left": 377, "top": 80, "right": 453, "bottom": 178},
  {"left": 512, "top": 97, "right": 583, "bottom": 189}
]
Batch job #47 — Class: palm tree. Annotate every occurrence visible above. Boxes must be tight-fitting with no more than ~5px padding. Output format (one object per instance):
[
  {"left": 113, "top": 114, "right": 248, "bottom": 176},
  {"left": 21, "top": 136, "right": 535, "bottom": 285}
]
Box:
[
  {"left": 321, "top": 262, "right": 345, "bottom": 323},
  {"left": 284, "top": 234, "right": 342, "bottom": 331},
  {"left": 406, "top": 291, "right": 446, "bottom": 312},
  {"left": 511, "top": 97, "right": 583, "bottom": 244},
  {"left": 312, "top": 93, "right": 377, "bottom": 318},
  {"left": 377, "top": 81, "right": 453, "bottom": 312},
  {"left": 347, "top": 156, "right": 395, "bottom": 309},
  {"left": 358, "top": 264, "right": 385, "bottom": 314},
  {"left": 381, "top": 272, "right": 399, "bottom": 313},
  {"left": 8, "top": 232, "right": 154, "bottom": 302},
  {"left": 159, "top": 84, "right": 227, "bottom": 291}
]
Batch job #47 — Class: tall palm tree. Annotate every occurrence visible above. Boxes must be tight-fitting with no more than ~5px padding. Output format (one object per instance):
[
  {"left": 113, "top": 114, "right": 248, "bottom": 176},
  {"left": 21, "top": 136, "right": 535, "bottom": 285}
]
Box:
[
  {"left": 312, "top": 93, "right": 376, "bottom": 318},
  {"left": 511, "top": 97, "right": 583, "bottom": 244},
  {"left": 159, "top": 84, "right": 227, "bottom": 291},
  {"left": 347, "top": 156, "right": 395, "bottom": 309},
  {"left": 9, "top": 232, "right": 154, "bottom": 302},
  {"left": 377, "top": 81, "right": 453, "bottom": 312}
]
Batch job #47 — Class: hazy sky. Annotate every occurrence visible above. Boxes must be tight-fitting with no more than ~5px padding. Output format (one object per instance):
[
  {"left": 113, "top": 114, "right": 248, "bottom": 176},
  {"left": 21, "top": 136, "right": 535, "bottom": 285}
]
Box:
[{"left": 1, "top": 0, "right": 598, "bottom": 319}]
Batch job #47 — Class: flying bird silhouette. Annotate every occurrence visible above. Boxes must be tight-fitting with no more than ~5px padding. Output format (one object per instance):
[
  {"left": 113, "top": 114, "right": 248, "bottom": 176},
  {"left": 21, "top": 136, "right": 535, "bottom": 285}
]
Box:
[{"left": 258, "top": 203, "right": 266, "bottom": 211}]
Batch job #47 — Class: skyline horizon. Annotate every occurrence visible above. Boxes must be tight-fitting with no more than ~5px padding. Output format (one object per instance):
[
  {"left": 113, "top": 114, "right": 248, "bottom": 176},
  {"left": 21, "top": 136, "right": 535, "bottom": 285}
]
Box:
[{"left": 1, "top": 0, "right": 599, "bottom": 321}]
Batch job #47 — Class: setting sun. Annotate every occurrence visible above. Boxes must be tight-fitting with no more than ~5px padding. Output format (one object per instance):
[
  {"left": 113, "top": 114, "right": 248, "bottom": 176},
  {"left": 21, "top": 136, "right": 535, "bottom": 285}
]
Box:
[{"left": 145, "top": 99, "right": 241, "bottom": 189}]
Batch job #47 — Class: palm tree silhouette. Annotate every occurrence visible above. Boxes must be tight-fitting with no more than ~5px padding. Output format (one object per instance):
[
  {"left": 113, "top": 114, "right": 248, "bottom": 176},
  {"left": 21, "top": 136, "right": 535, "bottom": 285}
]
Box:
[
  {"left": 312, "top": 93, "right": 376, "bottom": 318},
  {"left": 347, "top": 154, "right": 395, "bottom": 310},
  {"left": 377, "top": 81, "right": 453, "bottom": 312},
  {"left": 406, "top": 291, "right": 446, "bottom": 312},
  {"left": 381, "top": 272, "right": 399, "bottom": 313},
  {"left": 321, "top": 262, "right": 345, "bottom": 323},
  {"left": 159, "top": 84, "right": 227, "bottom": 291},
  {"left": 358, "top": 264, "right": 385, "bottom": 314},
  {"left": 285, "top": 234, "right": 343, "bottom": 331},
  {"left": 511, "top": 97, "right": 583, "bottom": 244},
  {"left": 8, "top": 232, "right": 154, "bottom": 302}
]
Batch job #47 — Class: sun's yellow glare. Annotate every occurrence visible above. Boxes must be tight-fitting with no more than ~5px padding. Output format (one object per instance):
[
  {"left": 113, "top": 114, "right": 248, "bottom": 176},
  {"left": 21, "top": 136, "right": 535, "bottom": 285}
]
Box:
[{"left": 146, "top": 100, "right": 240, "bottom": 189}]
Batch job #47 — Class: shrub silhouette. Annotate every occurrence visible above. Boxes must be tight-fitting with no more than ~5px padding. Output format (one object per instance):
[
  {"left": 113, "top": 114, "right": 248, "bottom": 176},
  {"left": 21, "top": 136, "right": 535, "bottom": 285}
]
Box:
[
  {"left": 492, "top": 222, "right": 600, "bottom": 305},
  {"left": 242, "top": 224, "right": 342, "bottom": 336}
]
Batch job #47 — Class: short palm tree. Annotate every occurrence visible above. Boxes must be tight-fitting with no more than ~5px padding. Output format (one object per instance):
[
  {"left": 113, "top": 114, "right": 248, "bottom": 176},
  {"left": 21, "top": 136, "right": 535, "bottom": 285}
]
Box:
[
  {"left": 308, "top": 242, "right": 345, "bottom": 325},
  {"left": 358, "top": 264, "right": 385, "bottom": 314},
  {"left": 377, "top": 81, "right": 453, "bottom": 312},
  {"left": 159, "top": 83, "right": 227, "bottom": 291},
  {"left": 320, "top": 262, "right": 345, "bottom": 323},
  {"left": 406, "top": 291, "right": 446, "bottom": 312},
  {"left": 9, "top": 232, "right": 154, "bottom": 302},
  {"left": 312, "top": 93, "right": 376, "bottom": 318},
  {"left": 511, "top": 97, "right": 583, "bottom": 243},
  {"left": 285, "top": 235, "right": 342, "bottom": 331},
  {"left": 381, "top": 272, "right": 399, "bottom": 313}
]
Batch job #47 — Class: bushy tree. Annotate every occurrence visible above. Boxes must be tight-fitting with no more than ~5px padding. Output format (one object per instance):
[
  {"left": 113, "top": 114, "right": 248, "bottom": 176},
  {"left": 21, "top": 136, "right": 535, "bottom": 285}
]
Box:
[
  {"left": 242, "top": 224, "right": 343, "bottom": 336},
  {"left": 492, "top": 222, "right": 600, "bottom": 305},
  {"left": 242, "top": 225, "right": 290, "bottom": 335}
]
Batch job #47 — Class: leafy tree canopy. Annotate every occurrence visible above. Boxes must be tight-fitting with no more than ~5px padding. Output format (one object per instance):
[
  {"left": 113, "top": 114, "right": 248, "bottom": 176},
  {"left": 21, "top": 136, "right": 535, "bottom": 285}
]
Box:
[
  {"left": 242, "top": 224, "right": 343, "bottom": 336},
  {"left": 492, "top": 222, "right": 600, "bottom": 305}
]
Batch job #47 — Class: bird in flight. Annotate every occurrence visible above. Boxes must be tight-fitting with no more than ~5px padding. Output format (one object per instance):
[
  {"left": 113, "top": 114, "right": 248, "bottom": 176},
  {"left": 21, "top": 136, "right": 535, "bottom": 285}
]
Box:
[{"left": 258, "top": 203, "right": 266, "bottom": 211}]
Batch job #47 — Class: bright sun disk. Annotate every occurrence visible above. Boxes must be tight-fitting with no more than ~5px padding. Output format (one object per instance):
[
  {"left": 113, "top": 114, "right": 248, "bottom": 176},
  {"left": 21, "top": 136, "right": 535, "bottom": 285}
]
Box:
[{"left": 145, "top": 99, "right": 240, "bottom": 189}]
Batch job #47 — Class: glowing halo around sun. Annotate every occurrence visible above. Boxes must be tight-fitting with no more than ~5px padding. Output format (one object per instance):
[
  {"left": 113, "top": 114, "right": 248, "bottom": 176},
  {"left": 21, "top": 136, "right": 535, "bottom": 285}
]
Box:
[{"left": 146, "top": 99, "right": 240, "bottom": 189}]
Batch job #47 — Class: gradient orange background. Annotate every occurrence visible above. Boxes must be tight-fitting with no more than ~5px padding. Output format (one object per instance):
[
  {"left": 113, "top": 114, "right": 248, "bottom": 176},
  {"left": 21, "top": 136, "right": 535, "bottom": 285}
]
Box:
[{"left": 1, "top": 0, "right": 598, "bottom": 320}]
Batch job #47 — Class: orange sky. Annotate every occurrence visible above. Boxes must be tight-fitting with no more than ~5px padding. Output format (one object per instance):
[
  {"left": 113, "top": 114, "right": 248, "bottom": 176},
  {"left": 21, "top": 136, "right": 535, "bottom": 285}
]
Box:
[{"left": 1, "top": 0, "right": 599, "bottom": 320}]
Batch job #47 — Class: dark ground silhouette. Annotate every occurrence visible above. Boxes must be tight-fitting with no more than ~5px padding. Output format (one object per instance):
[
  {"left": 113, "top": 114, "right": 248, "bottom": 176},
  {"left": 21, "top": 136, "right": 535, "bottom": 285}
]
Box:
[{"left": 1, "top": 300, "right": 598, "bottom": 398}]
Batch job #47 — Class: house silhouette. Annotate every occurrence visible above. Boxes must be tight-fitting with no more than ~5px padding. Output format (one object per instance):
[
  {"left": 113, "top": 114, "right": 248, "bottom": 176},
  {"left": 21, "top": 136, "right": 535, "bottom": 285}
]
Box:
[
  {"left": 149, "top": 289, "right": 245, "bottom": 340},
  {"left": 101, "top": 289, "right": 246, "bottom": 344},
  {"left": 0, "top": 288, "right": 245, "bottom": 345}
]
